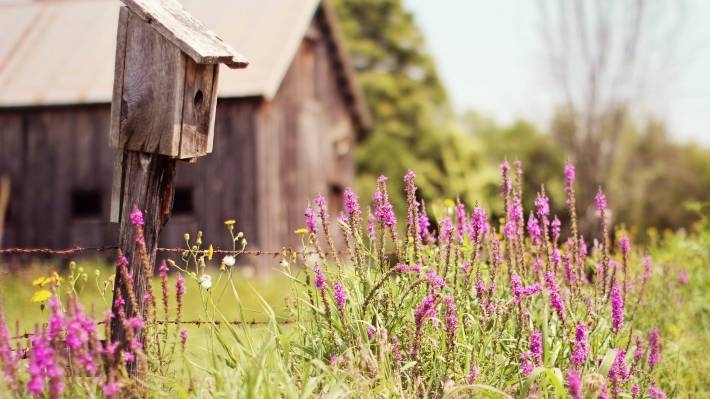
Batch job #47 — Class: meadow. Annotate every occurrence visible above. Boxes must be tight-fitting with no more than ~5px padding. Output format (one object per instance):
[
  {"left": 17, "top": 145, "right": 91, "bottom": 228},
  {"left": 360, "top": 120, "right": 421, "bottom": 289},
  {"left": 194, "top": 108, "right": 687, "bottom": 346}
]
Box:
[{"left": 0, "top": 162, "right": 708, "bottom": 398}]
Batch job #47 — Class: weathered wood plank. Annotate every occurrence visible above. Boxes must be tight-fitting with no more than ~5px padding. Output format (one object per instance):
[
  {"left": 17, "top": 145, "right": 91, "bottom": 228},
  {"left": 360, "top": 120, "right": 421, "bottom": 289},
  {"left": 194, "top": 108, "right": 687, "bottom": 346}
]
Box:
[
  {"left": 120, "top": 10, "right": 184, "bottom": 156},
  {"left": 178, "top": 59, "right": 215, "bottom": 158},
  {"left": 109, "top": 6, "right": 129, "bottom": 149},
  {"left": 119, "top": 0, "right": 248, "bottom": 69},
  {"left": 110, "top": 151, "right": 176, "bottom": 361}
]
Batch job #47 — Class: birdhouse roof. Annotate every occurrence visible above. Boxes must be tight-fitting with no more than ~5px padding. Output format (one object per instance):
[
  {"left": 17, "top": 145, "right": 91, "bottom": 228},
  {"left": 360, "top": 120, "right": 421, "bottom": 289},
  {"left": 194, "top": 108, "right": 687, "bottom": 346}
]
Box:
[{"left": 119, "top": 0, "right": 248, "bottom": 69}]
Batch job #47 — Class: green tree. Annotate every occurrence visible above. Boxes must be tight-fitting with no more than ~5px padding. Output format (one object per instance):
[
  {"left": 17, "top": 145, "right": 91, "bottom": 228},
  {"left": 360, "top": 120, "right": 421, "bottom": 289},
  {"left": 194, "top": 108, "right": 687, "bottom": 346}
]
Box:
[{"left": 332, "top": 0, "right": 494, "bottom": 215}]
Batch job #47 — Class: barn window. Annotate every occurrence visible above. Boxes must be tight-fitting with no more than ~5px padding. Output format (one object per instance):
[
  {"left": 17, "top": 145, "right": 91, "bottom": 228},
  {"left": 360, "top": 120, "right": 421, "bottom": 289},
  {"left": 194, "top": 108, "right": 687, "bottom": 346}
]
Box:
[
  {"left": 328, "top": 184, "right": 344, "bottom": 217},
  {"left": 71, "top": 189, "right": 102, "bottom": 218},
  {"left": 173, "top": 187, "right": 194, "bottom": 215}
]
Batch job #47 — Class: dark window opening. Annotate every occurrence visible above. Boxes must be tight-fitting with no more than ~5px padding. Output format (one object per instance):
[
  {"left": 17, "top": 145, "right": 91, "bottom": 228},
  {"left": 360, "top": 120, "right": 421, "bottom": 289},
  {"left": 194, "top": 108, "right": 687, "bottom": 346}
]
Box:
[
  {"left": 328, "top": 184, "right": 344, "bottom": 217},
  {"left": 71, "top": 189, "right": 102, "bottom": 218},
  {"left": 173, "top": 187, "right": 194, "bottom": 215}
]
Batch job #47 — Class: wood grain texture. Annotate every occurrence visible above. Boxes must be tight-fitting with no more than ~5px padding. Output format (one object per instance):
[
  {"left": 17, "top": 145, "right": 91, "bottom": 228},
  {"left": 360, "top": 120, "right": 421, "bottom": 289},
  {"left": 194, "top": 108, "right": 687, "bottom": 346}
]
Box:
[
  {"left": 120, "top": 10, "right": 184, "bottom": 156},
  {"left": 178, "top": 59, "right": 215, "bottom": 158},
  {"left": 109, "top": 6, "right": 129, "bottom": 149},
  {"left": 119, "top": 0, "right": 248, "bottom": 69},
  {"left": 110, "top": 151, "right": 176, "bottom": 355}
]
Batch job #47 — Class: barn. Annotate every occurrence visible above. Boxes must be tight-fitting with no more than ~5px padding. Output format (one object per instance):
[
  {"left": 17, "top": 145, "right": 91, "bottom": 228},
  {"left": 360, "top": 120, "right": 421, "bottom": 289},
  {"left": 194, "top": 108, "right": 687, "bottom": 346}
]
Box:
[{"left": 0, "top": 0, "right": 370, "bottom": 266}]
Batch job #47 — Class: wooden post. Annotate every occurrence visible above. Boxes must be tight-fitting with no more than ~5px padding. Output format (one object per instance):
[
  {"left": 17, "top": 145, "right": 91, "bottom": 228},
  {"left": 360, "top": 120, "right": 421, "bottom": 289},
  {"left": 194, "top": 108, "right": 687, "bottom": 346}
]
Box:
[
  {"left": 110, "top": 152, "right": 176, "bottom": 347},
  {"left": 106, "top": 0, "right": 247, "bottom": 373}
]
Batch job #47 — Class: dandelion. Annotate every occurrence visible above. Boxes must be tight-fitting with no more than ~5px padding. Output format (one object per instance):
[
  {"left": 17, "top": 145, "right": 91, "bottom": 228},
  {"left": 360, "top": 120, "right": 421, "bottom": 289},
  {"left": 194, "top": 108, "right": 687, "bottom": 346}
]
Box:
[
  {"left": 567, "top": 369, "right": 582, "bottom": 399},
  {"left": 611, "top": 284, "right": 624, "bottom": 332},
  {"left": 129, "top": 207, "right": 144, "bottom": 226},
  {"left": 222, "top": 255, "right": 236, "bottom": 267},
  {"left": 224, "top": 219, "right": 236, "bottom": 226},
  {"left": 199, "top": 274, "right": 212, "bottom": 290}
]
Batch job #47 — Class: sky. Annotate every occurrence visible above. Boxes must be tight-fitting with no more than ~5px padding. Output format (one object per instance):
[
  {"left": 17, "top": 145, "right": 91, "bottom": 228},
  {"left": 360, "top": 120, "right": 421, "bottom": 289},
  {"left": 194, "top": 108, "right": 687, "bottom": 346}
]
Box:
[{"left": 404, "top": 0, "right": 710, "bottom": 145}]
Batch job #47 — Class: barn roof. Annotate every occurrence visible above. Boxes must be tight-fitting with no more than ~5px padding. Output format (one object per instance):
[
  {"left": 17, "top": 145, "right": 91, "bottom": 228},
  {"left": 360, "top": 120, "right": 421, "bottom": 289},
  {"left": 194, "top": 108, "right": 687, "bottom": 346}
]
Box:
[{"left": 0, "top": 0, "right": 371, "bottom": 128}]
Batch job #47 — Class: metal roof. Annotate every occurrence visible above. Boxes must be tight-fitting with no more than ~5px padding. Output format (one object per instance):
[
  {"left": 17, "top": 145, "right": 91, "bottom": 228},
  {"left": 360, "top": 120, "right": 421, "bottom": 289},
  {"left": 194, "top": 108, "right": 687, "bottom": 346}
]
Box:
[{"left": 0, "top": 0, "right": 370, "bottom": 128}]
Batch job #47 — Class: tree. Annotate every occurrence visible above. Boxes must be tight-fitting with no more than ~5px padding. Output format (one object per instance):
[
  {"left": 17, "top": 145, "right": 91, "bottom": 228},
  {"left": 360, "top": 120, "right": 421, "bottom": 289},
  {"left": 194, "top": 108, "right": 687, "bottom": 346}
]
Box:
[
  {"left": 332, "top": 0, "right": 495, "bottom": 215},
  {"left": 537, "top": 0, "right": 685, "bottom": 232}
]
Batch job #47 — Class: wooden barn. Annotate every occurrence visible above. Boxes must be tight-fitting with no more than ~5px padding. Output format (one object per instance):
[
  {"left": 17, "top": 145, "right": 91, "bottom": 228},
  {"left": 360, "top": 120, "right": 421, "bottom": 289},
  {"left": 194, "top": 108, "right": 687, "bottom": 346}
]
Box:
[{"left": 0, "top": 0, "right": 370, "bottom": 265}]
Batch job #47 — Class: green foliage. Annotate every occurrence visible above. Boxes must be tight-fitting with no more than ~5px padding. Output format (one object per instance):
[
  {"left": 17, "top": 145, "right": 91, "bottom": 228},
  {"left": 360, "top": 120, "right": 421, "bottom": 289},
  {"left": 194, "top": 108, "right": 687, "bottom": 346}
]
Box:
[{"left": 332, "top": 0, "right": 496, "bottom": 215}]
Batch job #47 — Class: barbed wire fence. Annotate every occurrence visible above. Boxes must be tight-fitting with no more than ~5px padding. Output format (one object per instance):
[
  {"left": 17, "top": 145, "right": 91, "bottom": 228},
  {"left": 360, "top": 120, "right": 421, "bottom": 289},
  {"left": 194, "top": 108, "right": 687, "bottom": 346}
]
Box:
[{"left": 0, "top": 245, "right": 343, "bottom": 342}]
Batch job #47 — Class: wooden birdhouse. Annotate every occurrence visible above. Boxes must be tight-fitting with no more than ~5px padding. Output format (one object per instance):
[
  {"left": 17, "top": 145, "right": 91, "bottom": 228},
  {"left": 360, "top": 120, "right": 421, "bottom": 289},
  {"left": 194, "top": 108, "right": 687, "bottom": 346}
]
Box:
[{"left": 109, "top": 0, "right": 247, "bottom": 222}]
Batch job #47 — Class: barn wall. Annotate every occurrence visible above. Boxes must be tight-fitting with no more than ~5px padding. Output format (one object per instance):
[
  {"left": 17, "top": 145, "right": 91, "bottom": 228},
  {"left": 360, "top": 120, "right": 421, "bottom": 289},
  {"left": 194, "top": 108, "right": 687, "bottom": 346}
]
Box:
[
  {"left": 0, "top": 106, "right": 117, "bottom": 249},
  {"left": 254, "top": 17, "right": 358, "bottom": 256}
]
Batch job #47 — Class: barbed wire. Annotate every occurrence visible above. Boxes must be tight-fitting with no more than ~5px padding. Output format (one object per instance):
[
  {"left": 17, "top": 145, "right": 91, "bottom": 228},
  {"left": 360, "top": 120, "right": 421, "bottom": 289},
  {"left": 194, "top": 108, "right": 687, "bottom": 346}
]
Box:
[
  {"left": 7, "top": 318, "right": 299, "bottom": 341},
  {"left": 0, "top": 246, "right": 347, "bottom": 257}
]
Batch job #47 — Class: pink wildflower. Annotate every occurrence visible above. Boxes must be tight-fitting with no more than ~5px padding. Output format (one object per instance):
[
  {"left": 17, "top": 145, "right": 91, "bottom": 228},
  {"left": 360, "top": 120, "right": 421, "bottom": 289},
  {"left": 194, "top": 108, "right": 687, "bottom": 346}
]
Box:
[{"left": 129, "top": 207, "right": 144, "bottom": 226}]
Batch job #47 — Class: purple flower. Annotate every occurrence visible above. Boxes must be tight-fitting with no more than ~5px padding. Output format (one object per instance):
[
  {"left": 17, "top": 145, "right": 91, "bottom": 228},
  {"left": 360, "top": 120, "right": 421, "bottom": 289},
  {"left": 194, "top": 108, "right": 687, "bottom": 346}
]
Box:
[
  {"left": 333, "top": 281, "right": 347, "bottom": 313},
  {"left": 28, "top": 330, "right": 63, "bottom": 396},
  {"left": 179, "top": 329, "right": 188, "bottom": 351},
  {"left": 373, "top": 189, "right": 397, "bottom": 227},
  {"left": 367, "top": 211, "right": 376, "bottom": 239},
  {"left": 366, "top": 326, "right": 376, "bottom": 339},
  {"left": 544, "top": 272, "right": 566, "bottom": 321},
  {"left": 619, "top": 236, "right": 631, "bottom": 255},
  {"left": 343, "top": 187, "right": 360, "bottom": 216},
  {"left": 504, "top": 196, "right": 523, "bottom": 240},
  {"left": 562, "top": 253, "right": 576, "bottom": 286},
  {"left": 510, "top": 273, "right": 541, "bottom": 304},
  {"left": 103, "top": 382, "right": 121, "bottom": 397},
  {"left": 126, "top": 316, "right": 145, "bottom": 330},
  {"left": 678, "top": 270, "right": 689, "bottom": 285},
  {"left": 443, "top": 296, "right": 458, "bottom": 334},
  {"left": 129, "top": 207, "right": 144, "bottom": 226},
  {"left": 426, "top": 269, "right": 446, "bottom": 289},
  {"left": 611, "top": 284, "right": 624, "bottom": 332},
  {"left": 520, "top": 359, "right": 533, "bottom": 376},
  {"left": 595, "top": 189, "right": 607, "bottom": 211},
  {"left": 313, "top": 266, "right": 327, "bottom": 292},
  {"left": 571, "top": 323, "right": 588, "bottom": 367},
  {"left": 608, "top": 349, "right": 629, "bottom": 386},
  {"left": 0, "top": 309, "right": 16, "bottom": 384},
  {"left": 414, "top": 295, "right": 438, "bottom": 329},
  {"left": 469, "top": 205, "right": 489, "bottom": 243},
  {"left": 465, "top": 366, "right": 479, "bottom": 384},
  {"left": 304, "top": 207, "right": 318, "bottom": 234},
  {"left": 535, "top": 192, "right": 550, "bottom": 218},
  {"left": 632, "top": 384, "right": 640, "bottom": 397},
  {"left": 567, "top": 369, "right": 582, "bottom": 399},
  {"left": 648, "top": 386, "right": 667, "bottom": 399},
  {"left": 551, "top": 217, "right": 561, "bottom": 242},
  {"left": 527, "top": 214, "right": 542, "bottom": 245},
  {"left": 530, "top": 330, "right": 543, "bottom": 365},
  {"left": 648, "top": 328, "right": 660, "bottom": 369},
  {"left": 397, "top": 263, "right": 421, "bottom": 274},
  {"left": 455, "top": 198, "right": 468, "bottom": 240},
  {"left": 500, "top": 161, "right": 512, "bottom": 197},
  {"left": 564, "top": 163, "right": 576, "bottom": 187},
  {"left": 47, "top": 296, "right": 64, "bottom": 341}
]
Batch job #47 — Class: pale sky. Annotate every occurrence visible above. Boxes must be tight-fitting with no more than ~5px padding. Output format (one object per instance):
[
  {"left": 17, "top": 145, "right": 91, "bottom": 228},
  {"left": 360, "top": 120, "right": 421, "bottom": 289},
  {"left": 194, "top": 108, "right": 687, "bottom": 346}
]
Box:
[{"left": 405, "top": 0, "right": 710, "bottom": 145}]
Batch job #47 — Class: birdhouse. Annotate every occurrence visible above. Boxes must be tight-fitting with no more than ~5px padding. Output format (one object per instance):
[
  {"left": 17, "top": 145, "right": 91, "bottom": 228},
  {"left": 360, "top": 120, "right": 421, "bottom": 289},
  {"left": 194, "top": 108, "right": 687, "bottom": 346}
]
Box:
[
  {"left": 109, "top": 0, "right": 248, "bottom": 160},
  {"left": 108, "top": 0, "right": 247, "bottom": 223}
]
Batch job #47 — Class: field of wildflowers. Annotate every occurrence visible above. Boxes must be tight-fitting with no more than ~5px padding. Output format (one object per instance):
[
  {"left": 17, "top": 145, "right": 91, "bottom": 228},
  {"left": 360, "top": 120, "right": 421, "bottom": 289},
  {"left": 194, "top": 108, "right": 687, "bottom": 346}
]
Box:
[{"left": 0, "top": 161, "right": 700, "bottom": 398}]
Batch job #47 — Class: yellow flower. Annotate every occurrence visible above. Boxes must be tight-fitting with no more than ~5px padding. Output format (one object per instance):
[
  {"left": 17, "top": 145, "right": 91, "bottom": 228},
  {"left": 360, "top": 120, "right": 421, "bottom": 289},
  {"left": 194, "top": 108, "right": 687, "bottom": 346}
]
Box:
[
  {"left": 224, "top": 219, "right": 236, "bottom": 226},
  {"left": 294, "top": 228, "right": 308, "bottom": 236},
  {"left": 31, "top": 289, "right": 52, "bottom": 303},
  {"left": 206, "top": 244, "right": 214, "bottom": 261},
  {"left": 32, "top": 276, "right": 49, "bottom": 287},
  {"left": 443, "top": 199, "right": 455, "bottom": 209}
]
